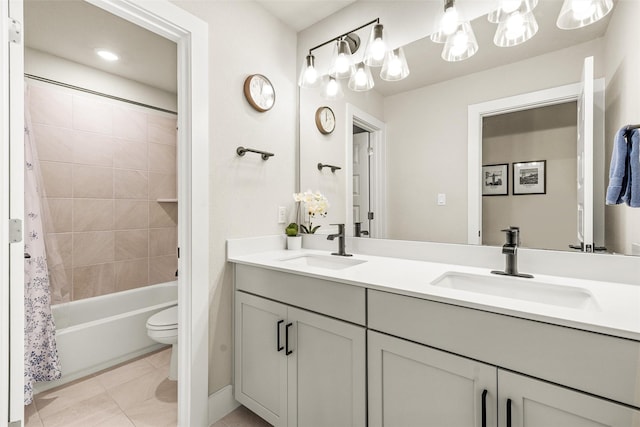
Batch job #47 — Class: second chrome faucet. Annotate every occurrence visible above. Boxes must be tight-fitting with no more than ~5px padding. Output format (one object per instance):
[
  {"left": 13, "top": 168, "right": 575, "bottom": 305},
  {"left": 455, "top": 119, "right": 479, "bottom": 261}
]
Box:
[{"left": 327, "top": 224, "right": 352, "bottom": 257}]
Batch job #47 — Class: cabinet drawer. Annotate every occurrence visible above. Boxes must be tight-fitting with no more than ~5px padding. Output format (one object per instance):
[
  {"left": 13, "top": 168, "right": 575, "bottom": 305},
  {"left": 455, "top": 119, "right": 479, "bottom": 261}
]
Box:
[
  {"left": 368, "top": 289, "right": 640, "bottom": 409},
  {"left": 235, "top": 264, "right": 366, "bottom": 325}
]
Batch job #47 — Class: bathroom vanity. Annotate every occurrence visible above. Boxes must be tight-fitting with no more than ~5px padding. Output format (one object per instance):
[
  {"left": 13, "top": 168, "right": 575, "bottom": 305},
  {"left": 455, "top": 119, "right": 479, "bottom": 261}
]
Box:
[{"left": 229, "top": 239, "right": 640, "bottom": 427}]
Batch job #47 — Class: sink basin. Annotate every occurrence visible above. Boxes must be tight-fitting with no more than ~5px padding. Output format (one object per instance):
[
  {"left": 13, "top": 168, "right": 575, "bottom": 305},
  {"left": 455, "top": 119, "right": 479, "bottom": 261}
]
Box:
[
  {"left": 431, "top": 272, "right": 599, "bottom": 311},
  {"left": 279, "top": 254, "right": 366, "bottom": 270}
]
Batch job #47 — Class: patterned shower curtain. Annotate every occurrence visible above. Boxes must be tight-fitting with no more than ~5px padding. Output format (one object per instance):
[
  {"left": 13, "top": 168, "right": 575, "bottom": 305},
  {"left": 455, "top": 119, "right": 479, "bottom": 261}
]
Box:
[{"left": 24, "top": 86, "right": 61, "bottom": 405}]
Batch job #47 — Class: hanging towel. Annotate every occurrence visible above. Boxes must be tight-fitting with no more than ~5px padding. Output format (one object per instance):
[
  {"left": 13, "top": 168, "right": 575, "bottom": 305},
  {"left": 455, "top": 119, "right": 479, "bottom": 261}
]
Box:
[
  {"left": 623, "top": 129, "right": 640, "bottom": 207},
  {"left": 606, "top": 126, "right": 631, "bottom": 205}
]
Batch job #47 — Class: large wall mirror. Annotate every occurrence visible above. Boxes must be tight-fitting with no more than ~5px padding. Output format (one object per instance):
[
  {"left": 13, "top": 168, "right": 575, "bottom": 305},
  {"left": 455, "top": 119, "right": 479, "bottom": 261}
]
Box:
[{"left": 299, "top": 0, "right": 640, "bottom": 256}]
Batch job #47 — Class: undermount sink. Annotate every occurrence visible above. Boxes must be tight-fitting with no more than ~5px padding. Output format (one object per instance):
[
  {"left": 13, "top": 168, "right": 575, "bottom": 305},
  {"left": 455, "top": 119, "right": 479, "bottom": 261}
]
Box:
[
  {"left": 279, "top": 254, "right": 367, "bottom": 270},
  {"left": 431, "top": 272, "right": 599, "bottom": 311}
]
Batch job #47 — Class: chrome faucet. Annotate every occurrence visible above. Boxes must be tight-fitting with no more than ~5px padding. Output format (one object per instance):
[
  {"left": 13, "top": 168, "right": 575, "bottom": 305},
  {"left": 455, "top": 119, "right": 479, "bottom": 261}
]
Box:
[
  {"left": 327, "top": 224, "right": 352, "bottom": 257},
  {"left": 491, "top": 226, "right": 533, "bottom": 278}
]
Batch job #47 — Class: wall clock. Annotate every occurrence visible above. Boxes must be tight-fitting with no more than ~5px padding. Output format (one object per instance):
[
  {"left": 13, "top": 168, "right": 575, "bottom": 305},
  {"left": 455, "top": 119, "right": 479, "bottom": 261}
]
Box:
[
  {"left": 243, "top": 74, "right": 275, "bottom": 112},
  {"left": 315, "top": 106, "right": 335, "bottom": 135}
]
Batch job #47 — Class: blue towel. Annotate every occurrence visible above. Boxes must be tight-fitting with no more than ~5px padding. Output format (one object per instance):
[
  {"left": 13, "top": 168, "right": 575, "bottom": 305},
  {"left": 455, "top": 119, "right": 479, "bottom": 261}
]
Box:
[
  {"left": 606, "top": 127, "right": 631, "bottom": 205},
  {"left": 623, "top": 129, "right": 640, "bottom": 207}
]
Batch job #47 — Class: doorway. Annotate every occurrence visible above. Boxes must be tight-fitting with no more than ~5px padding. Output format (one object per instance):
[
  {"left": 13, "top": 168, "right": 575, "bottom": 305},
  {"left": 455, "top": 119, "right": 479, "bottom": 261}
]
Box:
[{"left": 2, "top": 0, "right": 210, "bottom": 425}]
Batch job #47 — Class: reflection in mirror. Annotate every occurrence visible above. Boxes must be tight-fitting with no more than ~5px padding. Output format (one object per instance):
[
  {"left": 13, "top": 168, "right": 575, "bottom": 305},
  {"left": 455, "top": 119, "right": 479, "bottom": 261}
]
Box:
[{"left": 299, "top": 1, "right": 640, "bottom": 256}]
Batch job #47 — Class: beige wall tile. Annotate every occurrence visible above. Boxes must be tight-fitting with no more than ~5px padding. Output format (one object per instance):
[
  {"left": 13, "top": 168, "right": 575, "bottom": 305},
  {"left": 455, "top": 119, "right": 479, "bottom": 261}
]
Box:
[
  {"left": 115, "top": 259, "right": 149, "bottom": 291},
  {"left": 49, "top": 268, "right": 72, "bottom": 305},
  {"left": 149, "top": 255, "right": 177, "bottom": 285},
  {"left": 72, "top": 96, "right": 113, "bottom": 135},
  {"left": 114, "top": 107, "right": 147, "bottom": 142},
  {"left": 73, "top": 165, "right": 113, "bottom": 199},
  {"left": 44, "top": 198, "right": 73, "bottom": 233},
  {"left": 72, "top": 231, "right": 114, "bottom": 267},
  {"left": 149, "top": 202, "right": 177, "bottom": 228},
  {"left": 148, "top": 143, "right": 176, "bottom": 173},
  {"left": 73, "top": 199, "right": 114, "bottom": 232},
  {"left": 147, "top": 115, "right": 176, "bottom": 146},
  {"left": 40, "top": 161, "right": 72, "bottom": 198},
  {"left": 114, "top": 200, "right": 149, "bottom": 230},
  {"left": 149, "top": 228, "right": 177, "bottom": 257},
  {"left": 114, "top": 170, "right": 148, "bottom": 199},
  {"left": 72, "top": 132, "right": 114, "bottom": 167},
  {"left": 113, "top": 140, "right": 147, "bottom": 170},
  {"left": 44, "top": 233, "right": 72, "bottom": 272},
  {"left": 148, "top": 173, "right": 176, "bottom": 200},
  {"left": 33, "top": 125, "right": 74, "bottom": 163},
  {"left": 115, "top": 229, "right": 148, "bottom": 261},
  {"left": 73, "top": 263, "right": 115, "bottom": 300},
  {"left": 28, "top": 85, "right": 72, "bottom": 128}
]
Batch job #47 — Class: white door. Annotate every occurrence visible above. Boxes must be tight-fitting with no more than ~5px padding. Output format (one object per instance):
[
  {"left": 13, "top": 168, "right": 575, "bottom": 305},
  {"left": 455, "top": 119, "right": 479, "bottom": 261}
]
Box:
[
  {"left": 234, "top": 292, "right": 288, "bottom": 427},
  {"left": 288, "top": 306, "right": 366, "bottom": 427},
  {"left": 499, "top": 370, "right": 640, "bottom": 427},
  {"left": 352, "top": 131, "right": 371, "bottom": 237},
  {"left": 2, "top": 0, "right": 25, "bottom": 424},
  {"left": 577, "top": 56, "right": 594, "bottom": 252},
  {"left": 368, "top": 331, "right": 497, "bottom": 427}
]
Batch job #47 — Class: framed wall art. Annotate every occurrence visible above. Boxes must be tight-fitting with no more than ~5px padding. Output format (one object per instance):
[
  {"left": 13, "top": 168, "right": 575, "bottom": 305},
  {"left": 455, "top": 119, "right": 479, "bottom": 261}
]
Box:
[
  {"left": 513, "top": 160, "right": 546, "bottom": 195},
  {"left": 482, "top": 163, "right": 508, "bottom": 196}
]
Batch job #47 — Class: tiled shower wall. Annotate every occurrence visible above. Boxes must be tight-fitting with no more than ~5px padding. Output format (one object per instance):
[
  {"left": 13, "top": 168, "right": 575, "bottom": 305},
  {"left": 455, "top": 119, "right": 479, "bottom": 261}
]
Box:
[{"left": 28, "top": 81, "right": 178, "bottom": 304}]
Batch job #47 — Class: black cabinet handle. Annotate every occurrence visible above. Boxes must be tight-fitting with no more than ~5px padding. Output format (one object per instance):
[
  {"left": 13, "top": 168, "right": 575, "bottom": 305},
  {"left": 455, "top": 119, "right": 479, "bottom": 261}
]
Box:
[
  {"left": 276, "top": 320, "right": 284, "bottom": 352},
  {"left": 507, "top": 398, "right": 512, "bottom": 427},
  {"left": 481, "top": 389, "right": 488, "bottom": 427},
  {"left": 285, "top": 322, "right": 293, "bottom": 355}
]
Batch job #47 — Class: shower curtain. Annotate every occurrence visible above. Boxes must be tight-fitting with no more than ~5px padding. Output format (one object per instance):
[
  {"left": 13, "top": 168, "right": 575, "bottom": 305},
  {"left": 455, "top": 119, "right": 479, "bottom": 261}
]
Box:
[{"left": 24, "top": 86, "right": 61, "bottom": 405}]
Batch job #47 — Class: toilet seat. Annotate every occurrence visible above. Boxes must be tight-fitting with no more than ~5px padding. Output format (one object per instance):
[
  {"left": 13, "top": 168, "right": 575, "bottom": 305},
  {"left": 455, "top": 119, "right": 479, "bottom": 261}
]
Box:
[{"left": 147, "top": 305, "right": 178, "bottom": 331}]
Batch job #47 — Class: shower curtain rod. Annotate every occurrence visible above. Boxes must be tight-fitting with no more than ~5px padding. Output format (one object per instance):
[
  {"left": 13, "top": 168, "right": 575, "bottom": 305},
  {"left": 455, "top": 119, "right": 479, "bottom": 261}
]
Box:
[{"left": 25, "top": 74, "right": 177, "bottom": 115}]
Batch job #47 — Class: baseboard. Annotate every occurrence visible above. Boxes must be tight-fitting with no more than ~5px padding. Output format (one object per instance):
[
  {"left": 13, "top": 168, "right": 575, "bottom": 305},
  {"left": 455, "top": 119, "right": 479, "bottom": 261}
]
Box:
[{"left": 208, "top": 384, "right": 240, "bottom": 426}]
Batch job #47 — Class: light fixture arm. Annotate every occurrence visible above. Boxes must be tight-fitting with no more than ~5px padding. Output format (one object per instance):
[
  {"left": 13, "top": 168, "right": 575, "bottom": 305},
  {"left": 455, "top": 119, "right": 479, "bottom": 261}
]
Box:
[
  {"left": 444, "top": 0, "right": 455, "bottom": 11},
  {"left": 307, "top": 18, "right": 380, "bottom": 55}
]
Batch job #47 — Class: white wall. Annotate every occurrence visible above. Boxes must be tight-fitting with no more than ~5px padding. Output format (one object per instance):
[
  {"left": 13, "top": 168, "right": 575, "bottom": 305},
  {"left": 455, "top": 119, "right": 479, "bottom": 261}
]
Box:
[
  {"left": 603, "top": 0, "right": 640, "bottom": 255},
  {"left": 384, "top": 38, "right": 604, "bottom": 243},
  {"left": 25, "top": 47, "right": 177, "bottom": 112},
  {"left": 171, "top": 0, "right": 297, "bottom": 395}
]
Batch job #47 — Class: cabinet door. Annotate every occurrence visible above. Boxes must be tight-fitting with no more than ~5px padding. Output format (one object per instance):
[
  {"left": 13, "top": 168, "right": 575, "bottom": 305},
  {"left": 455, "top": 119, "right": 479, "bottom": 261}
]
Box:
[
  {"left": 287, "top": 306, "right": 366, "bottom": 427},
  {"left": 499, "top": 370, "right": 640, "bottom": 427},
  {"left": 235, "top": 292, "right": 288, "bottom": 427},
  {"left": 369, "top": 331, "right": 497, "bottom": 427}
]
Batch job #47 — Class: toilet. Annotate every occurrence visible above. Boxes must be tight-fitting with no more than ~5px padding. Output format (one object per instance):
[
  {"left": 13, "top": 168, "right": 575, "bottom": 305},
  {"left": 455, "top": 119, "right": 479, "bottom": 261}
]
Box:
[{"left": 146, "top": 305, "right": 178, "bottom": 380}]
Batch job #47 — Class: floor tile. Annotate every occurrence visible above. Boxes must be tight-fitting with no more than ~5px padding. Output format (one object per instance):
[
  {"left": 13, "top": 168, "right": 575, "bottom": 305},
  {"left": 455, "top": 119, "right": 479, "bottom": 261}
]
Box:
[
  {"left": 95, "top": 357, "right": 156, "bottom": 390},
  {"left": 108, "top": 368, "right": 171, "bottom": 411},
  {"left": 34, "top": 376, "right": 106, "bottom": 420},
  {"left": 124, "top": 397, "right": 177, "bottom": 427},
  {"left": 146, "top": 347, "right": 172, "bottom": 369},
  {"left": 39, "top": 392, "right": 121, "bottom": 427},
  {"left": 24, "top": 403, "right": 43, "bottom": 427},
  {"left": 94, "top": 412, "right": 136, "bottom": 427}
]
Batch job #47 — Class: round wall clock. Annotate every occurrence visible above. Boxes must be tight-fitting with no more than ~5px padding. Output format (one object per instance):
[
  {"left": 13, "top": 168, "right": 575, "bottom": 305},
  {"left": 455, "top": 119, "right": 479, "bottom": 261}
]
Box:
[
  {"left": 315, "top": 106, "right": 335, "bottom": 135},
  {"left": 243, "top": 74, "right": 275, "bottom": 112}
]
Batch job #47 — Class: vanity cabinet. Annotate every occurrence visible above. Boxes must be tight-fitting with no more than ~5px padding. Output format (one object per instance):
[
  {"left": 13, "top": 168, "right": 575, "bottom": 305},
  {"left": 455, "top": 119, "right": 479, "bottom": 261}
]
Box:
[{"left": 234, "top": 290, "right": 366, "bottom": 427}]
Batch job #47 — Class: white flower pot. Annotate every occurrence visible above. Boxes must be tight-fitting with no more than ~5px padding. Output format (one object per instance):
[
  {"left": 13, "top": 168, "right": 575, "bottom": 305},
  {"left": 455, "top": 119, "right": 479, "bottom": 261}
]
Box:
[{"left": 286, "top": 236, "right": 302, "bottom": 250}]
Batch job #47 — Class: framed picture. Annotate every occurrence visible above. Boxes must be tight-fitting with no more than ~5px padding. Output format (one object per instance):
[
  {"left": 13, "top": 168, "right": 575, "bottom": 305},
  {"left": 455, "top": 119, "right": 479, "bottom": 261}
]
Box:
[
  {"left": 482, "top": 163, "right": 508, "bottom": 196},
  {"left": 513, "top": 160, "right": 546, "bottom": 195}
]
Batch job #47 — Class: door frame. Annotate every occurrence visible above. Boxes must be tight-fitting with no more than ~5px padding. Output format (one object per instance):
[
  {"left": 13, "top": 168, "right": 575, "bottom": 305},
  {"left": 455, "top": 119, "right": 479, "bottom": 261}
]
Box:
[
  {"left": 2, "top": 0, "right": 210, "bottom": 425},
  {"left": 467, "top": 79, "right": 604, "bottom": 246},
  {"left": 346, "top": 104, "right": 387, "bottom": 238}
]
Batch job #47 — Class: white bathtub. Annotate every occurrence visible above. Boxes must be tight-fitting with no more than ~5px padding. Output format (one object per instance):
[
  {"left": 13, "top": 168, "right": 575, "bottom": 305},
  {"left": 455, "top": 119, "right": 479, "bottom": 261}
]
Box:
[{"left": 35, "top": 282, "right": 178, "bottom": 393}]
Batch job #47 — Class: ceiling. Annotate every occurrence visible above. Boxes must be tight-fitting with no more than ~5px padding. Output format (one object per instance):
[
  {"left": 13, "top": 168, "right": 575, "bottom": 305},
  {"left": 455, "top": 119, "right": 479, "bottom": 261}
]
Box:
[{"left": 23, "top": 0, "right": 613, "bottom": 97}]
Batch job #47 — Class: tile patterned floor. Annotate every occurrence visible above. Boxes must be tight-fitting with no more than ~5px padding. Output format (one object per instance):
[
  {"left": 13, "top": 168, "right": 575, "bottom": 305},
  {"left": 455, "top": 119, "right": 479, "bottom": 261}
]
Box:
[
  {"left": 25, "top": 347, "right": 177, "bottom": 427},
  {"left": 211, "top": 406, "right": 272, "bottom": 427}
]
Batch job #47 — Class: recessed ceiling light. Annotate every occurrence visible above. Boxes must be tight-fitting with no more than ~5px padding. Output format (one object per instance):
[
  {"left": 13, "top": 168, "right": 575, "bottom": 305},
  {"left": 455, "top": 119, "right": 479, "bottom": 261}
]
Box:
[{"left": 95, "top": 49, "right": 119, "bottom": 61}]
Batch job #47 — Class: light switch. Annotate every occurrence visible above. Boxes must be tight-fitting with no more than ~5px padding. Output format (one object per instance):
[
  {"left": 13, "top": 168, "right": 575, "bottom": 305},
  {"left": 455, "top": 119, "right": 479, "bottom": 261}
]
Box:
[
  {"left": 437, "top": 193, "right": 446, "bottom": 206},
  {"left": 278, "top": 206, "right": 287, "bottom": 223}
]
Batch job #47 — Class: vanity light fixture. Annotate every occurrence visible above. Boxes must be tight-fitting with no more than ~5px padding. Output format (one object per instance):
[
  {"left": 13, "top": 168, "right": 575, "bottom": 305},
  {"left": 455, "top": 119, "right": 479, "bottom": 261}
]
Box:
[
  {"left": 493, "top": 10, "right": 539, "bottom": 47},
  {"left": 488, "top": 0, "right": 538, "bottom": 24},
  {"left": 95, "top": 48, "right": 119, "bottom": 61},
  {"left": 431, "top": 0, "right": 461, "bottom": 43},
  {"left": 442, "top": 21, "right": 479, "bottom": 62},
  {"left": 299, "top": 18, "right": 410, "bottom": 98},
  {"left": 556, "top": 0, "right": 613, "bottom": 30}
]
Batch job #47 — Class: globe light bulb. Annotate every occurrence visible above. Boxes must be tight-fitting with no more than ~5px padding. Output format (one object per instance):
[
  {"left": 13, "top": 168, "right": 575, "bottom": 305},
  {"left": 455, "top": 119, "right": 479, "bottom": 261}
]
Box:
[
  {"left": 501, "top": 0, "right": 522, "bottom": 13},
  {"left": 326, "top": 79, "right": 338, "bottom": 97},
  {"left": 451, "top": 31, "right": 469, "bottom": 56},
  {"left": 441, "top": 7, "right": 460, "bottom": 36},
  {"left": 505, "top": 12, "right": 526, "bottom": 40},
  {"left": 370, "top": 38, "right": 386, "bottom": 62},
  {"left": 571, "top": 0, "right": 595, "bottom": 20}
]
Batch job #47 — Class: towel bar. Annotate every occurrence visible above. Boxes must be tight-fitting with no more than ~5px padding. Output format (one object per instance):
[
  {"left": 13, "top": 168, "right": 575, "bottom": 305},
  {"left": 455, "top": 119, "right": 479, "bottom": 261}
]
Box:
[{"left": 236, "top": 146, "right": 274, "bottom": 160}]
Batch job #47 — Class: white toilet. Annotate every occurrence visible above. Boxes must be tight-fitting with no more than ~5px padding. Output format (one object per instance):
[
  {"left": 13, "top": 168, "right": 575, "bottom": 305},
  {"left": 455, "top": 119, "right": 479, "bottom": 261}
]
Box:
[{"left": 146, "top": 305, "right": 178, "bottom": 380}]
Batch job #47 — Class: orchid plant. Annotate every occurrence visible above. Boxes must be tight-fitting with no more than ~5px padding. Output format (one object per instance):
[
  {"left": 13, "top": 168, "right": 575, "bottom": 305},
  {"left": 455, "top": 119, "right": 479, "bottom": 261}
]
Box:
[{"left": 293, "top": 190, "right": 329, "bottom": 234}]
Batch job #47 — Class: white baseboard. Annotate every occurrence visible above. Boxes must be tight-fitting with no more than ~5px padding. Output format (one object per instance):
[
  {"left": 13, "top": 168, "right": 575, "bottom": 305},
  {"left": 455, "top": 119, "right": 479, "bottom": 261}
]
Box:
[{"left": 208, "top": 384, "right": 240, "bottom": 426}]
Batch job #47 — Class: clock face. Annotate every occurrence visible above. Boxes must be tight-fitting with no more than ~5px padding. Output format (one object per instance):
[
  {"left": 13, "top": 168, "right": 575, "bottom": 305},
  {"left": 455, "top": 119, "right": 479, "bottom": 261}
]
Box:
[
  {"left": 316, "top": 107, "right": 335, "bottom": 134},
  {"left": 244, "top": 74, "right": 275, "bottom": 112}
]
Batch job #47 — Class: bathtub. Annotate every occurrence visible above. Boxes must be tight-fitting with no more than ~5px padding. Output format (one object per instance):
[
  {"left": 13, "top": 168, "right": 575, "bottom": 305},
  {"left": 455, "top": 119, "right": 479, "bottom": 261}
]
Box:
[{"left": 34, "top": 281, "right": 178, "bottom": 393}]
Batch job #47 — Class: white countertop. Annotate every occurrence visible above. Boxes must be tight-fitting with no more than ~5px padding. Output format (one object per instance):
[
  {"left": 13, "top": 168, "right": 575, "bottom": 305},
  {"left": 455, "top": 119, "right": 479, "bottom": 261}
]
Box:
[{"left": 228, "top": 248, "right": 640, "bottom": 341}]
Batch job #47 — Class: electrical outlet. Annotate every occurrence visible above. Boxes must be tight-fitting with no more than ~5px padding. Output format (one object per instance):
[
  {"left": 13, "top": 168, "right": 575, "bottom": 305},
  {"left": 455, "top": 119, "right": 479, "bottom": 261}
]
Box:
[
  {"left": 437, "top": 193, "right": 446, "bottom": 206},
  {"left": 278, "top": 206, "right": 287, "bottom": 224}
]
